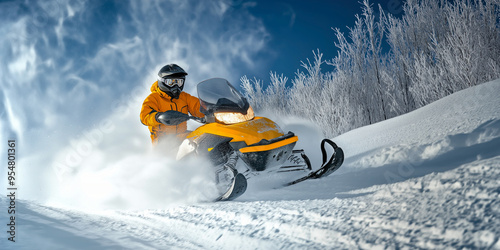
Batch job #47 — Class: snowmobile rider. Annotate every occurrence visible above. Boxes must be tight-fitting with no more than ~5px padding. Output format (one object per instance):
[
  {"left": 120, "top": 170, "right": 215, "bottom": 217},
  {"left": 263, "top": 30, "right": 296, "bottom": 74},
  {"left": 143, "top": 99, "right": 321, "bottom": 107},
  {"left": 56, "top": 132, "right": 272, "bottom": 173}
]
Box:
[{"left": 140, "top": 64, "right": 205, "bottom": 145}]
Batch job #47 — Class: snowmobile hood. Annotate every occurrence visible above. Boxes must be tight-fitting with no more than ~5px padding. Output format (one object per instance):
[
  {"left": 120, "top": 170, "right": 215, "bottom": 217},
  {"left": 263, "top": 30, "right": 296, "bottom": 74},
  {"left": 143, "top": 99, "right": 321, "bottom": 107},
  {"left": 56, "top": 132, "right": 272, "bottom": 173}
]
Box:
[{"left": 187, "top": 117, "right": 297, "bottom": 148}]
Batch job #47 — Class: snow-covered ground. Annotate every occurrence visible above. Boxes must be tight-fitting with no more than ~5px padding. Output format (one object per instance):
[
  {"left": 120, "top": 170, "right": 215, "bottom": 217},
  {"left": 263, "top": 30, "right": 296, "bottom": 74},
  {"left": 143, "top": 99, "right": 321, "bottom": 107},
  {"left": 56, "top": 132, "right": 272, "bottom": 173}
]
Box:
[{"left": 2, "top": 78, "right": 500, "bottom": 249}]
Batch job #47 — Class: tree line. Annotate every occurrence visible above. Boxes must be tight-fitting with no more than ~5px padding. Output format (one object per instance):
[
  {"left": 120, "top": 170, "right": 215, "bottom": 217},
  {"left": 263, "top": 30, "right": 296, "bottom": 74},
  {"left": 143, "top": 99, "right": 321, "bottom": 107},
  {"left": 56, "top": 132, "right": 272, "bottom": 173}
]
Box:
[{"left": 241, "top": 0, "right": 500, "bottom": 137}]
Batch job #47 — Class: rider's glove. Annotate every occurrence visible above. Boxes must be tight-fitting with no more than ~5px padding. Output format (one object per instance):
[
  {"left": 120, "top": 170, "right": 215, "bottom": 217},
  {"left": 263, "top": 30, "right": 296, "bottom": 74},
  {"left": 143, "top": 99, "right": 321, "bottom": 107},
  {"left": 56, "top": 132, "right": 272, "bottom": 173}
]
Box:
[{"left": 155, "top": 111, "right": 190, "bottom": 126}]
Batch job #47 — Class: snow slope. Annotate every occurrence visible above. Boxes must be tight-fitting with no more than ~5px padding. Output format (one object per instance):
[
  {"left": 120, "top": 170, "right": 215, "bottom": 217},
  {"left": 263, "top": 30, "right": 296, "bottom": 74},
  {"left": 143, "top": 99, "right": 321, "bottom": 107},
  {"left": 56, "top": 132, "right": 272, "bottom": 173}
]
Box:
[{"left": 1, "top": 78, "right": 500, "bottom": 249}]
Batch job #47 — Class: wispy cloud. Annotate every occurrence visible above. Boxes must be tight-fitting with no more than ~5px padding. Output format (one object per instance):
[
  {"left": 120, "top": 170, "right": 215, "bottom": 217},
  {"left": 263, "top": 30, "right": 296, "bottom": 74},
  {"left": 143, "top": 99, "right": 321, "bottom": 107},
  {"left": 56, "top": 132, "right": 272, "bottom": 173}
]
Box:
[{"left": 282, "top": 3, "right": 296, "bottom": 28}]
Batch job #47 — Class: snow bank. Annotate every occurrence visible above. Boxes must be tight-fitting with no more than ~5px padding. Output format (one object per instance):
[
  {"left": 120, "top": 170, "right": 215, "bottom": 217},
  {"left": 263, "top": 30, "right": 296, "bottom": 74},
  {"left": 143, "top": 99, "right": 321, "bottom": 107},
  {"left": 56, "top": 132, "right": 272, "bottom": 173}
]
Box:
[
  {"left": 1, "top": 78, "right": 499, "bottom": 249},
  {"left": 335, "top": 78, "right": 500, "bottom": 171}
]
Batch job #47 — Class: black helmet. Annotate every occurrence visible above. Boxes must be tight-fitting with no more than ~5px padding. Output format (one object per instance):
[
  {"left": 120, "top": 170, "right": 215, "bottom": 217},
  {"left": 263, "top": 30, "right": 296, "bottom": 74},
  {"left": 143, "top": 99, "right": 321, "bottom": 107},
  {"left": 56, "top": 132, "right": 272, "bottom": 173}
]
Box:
[{"left": 157, "top": 64, "right": 188, "bottom": 99}]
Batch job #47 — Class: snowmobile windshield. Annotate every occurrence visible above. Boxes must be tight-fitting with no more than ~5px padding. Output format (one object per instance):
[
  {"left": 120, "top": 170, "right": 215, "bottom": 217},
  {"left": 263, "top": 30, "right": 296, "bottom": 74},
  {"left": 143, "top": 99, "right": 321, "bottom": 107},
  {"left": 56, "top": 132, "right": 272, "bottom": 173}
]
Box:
[{"left": 197, "top": 78, "right": 250, "bottom": 115}]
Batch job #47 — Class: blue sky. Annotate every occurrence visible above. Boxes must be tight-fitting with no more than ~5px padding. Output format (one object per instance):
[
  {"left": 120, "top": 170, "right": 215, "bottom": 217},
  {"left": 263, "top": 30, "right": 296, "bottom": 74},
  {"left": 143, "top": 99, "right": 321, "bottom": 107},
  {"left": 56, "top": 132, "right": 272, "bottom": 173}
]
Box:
[
  {"left": 51, "top": 0, "right": 406, "bottom": 85},
  {"left": 0, "top": 0, "right": 407, "bottom": 130},
  {"left": 244, "top": 0, "right": 404, "bottom": 80},
  {"left": 0, "top": 0, "right": 406, "bottom": 198}
]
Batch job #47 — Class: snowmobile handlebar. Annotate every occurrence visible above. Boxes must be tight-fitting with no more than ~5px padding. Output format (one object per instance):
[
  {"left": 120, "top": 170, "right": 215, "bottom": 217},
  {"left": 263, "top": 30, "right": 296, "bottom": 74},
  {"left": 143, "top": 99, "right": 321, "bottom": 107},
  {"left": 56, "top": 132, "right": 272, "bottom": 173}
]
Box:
[
  {"left": 156, "top": 111, "right": 206, "bottom": 125},
  {"left": 189, "top": 115, "right": 206, "bottom": 123}
]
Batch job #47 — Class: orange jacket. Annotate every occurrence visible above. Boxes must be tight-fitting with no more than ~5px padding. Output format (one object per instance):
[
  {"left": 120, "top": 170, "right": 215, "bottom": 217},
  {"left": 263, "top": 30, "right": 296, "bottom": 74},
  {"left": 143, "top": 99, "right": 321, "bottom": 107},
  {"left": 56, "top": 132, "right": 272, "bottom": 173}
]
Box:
[{"left": 140, "top": 81, "right": 205, "bottom": 144}]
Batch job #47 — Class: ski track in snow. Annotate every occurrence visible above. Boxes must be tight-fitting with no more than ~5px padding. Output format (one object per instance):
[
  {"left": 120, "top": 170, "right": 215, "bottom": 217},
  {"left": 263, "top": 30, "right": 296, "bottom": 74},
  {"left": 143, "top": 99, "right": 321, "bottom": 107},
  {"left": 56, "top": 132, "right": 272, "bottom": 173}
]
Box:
[
  {"left": 3, "top": 156, "right": 499, "bottom": 249},
  {"left": 1, "top": 79, "right": 500, "bottom": 249}
]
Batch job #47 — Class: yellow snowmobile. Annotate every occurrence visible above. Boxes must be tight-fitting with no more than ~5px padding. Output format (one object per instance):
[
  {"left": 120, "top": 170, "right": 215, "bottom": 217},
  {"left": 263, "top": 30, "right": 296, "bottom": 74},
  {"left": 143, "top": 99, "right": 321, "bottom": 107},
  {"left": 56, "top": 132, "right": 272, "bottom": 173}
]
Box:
[{"left": 174, "top": 78, "right": 344, "bottom": 201}]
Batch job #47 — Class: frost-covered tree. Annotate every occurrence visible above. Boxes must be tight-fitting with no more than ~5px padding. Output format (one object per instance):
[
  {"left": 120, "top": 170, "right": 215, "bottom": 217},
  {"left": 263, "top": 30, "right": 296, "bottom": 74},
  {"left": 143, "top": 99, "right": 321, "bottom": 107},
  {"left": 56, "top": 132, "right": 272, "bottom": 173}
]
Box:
[
  {"left": 288, "top": 50, "right": 325, "bottom": 120},
  {"left": 387, "top": 0, "right": 500, "bottom": 108},
  {"left": 241, "top": 75, "right": 265, "bottom": 111},
  {"left": 241, "top": 0, "right": 500, "bottom": 137}
]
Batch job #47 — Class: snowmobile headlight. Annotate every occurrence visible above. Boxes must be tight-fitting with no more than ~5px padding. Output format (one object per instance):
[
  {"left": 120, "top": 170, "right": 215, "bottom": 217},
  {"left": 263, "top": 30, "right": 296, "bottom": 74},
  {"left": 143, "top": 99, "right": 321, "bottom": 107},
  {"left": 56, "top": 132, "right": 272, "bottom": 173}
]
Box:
[{"left": 214, "top": 106, "right": 255, "bottom": 124}]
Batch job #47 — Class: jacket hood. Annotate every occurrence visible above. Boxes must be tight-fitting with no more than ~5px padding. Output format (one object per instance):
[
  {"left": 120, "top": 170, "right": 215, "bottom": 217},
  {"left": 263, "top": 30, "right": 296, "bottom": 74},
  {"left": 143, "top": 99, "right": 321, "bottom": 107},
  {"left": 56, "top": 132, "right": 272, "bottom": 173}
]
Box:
[
  {"left": 151, "top": 81, "right": 159, "bottom": 92},
  {"left": 151, "top": 81, "right": 166, "bottom": 97}
]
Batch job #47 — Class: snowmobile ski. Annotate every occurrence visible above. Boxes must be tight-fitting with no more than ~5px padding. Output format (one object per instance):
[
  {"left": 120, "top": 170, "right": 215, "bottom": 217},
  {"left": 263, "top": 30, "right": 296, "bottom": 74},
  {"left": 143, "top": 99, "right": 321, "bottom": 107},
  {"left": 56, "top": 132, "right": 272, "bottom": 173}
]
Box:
[
  {"left": 215, "top": 173, "right": 247, "bottom": 202},
  {"left": 285, "top": 139, "right": 344, "bottom": 186}
]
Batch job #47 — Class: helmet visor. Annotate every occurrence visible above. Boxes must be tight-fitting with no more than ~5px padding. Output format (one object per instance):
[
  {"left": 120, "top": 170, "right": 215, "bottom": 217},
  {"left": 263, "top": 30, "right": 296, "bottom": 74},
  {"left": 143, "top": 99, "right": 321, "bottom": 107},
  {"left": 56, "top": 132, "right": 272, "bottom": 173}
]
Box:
[{"left": 159, "top": 77, "right": 185, "bottom": 87}]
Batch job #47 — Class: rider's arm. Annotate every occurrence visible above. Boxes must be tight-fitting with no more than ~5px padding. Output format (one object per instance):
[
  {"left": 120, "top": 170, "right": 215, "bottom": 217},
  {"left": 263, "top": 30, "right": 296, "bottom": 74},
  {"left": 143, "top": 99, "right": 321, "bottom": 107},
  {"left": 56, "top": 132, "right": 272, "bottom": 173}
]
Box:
[
  {"left": 140, "top": 93, "right": 162, "bottom": 126},
  {"left": 184, "top": 93, "right": 205, "bottom": 118}
]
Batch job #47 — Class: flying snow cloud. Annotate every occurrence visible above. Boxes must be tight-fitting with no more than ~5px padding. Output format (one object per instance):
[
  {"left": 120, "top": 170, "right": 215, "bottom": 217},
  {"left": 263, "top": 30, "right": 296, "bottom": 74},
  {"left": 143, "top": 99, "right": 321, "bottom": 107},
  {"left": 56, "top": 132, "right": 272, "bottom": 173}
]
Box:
[{"left": 0, "top": 0, "right": 270, "bottom": 207}]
